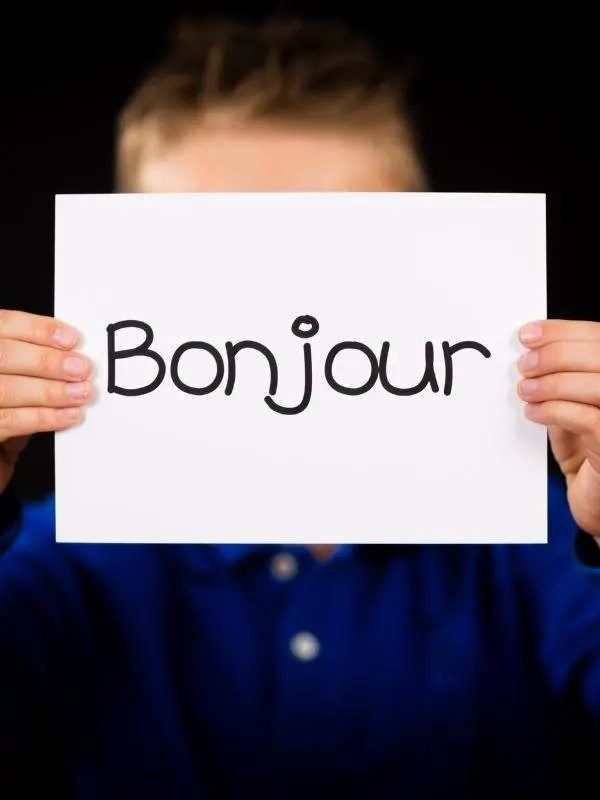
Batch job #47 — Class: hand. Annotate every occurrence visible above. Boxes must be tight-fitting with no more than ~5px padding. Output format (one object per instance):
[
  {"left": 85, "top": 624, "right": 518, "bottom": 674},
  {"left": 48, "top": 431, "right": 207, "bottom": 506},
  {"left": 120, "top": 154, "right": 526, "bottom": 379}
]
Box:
[
  {"left": 0, "top": 309, "right": 92, "bottom": 494},
  {"left": 517, "top": 319, "right": 600, "bottom": 538}
]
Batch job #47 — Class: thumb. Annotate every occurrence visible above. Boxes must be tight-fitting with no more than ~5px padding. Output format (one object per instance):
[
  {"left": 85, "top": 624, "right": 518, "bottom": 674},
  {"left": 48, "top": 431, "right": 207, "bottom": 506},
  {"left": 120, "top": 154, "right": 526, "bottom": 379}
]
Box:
[{"left": 548, "top": 425, "right": 582, "bottom": 476}]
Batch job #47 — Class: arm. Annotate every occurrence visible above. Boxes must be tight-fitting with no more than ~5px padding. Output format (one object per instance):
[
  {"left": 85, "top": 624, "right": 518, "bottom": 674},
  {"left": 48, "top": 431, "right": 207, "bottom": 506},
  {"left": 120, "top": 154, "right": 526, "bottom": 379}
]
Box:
[
  {"left": 0, "top": 494, "right": 80, "bottom": 793},
  {"left": 0, "top": 455, "right": 87, "bottom": 762},
  {"left": 0, "top": 308, "right": 91, "bottom": 787},
  {"left": 518, "top": 477, "right": 600, "bottom": 747},
  {"left": 516, "top": 319, "right": 600, "bottom": 738}
]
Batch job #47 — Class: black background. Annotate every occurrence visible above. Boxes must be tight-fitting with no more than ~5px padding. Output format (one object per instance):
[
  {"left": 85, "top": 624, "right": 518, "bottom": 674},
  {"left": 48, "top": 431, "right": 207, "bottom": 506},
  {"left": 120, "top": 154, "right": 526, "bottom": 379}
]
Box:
[{"left": 1, "top": 6, "right": 597, "bottom": 498}]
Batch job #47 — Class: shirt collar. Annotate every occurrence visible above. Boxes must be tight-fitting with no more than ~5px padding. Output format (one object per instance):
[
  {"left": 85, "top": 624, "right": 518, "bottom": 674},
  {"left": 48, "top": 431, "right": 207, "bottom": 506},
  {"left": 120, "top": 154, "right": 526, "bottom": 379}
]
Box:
[
  {"left": 176, "top": 543, "right": 409, "bottom": 579},
  {"left": 214, "top": 543, "right": 357, "bottom": 568}
]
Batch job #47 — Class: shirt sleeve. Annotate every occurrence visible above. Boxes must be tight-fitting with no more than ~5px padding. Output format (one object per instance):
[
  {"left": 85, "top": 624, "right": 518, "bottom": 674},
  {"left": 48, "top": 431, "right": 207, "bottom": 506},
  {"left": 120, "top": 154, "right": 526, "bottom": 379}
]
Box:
[
  {"left": 519, "top": 477, "right": 600, "bottom": 746},
  {"left": 0, "top": 494, "right": 79, "bottom": 788}
]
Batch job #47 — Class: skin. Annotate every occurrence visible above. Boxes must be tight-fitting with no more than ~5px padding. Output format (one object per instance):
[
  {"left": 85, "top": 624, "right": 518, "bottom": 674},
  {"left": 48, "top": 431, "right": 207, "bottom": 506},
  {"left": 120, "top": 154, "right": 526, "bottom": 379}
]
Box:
[{"left": 1, "top": 124, "right": 599, "bottom": 556}]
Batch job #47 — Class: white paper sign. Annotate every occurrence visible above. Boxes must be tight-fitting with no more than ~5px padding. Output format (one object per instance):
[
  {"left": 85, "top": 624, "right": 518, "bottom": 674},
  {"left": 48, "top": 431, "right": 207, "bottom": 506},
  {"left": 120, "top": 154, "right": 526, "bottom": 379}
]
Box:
[{"left": 55, "top": 193, "right": 547, "bottom": 544}]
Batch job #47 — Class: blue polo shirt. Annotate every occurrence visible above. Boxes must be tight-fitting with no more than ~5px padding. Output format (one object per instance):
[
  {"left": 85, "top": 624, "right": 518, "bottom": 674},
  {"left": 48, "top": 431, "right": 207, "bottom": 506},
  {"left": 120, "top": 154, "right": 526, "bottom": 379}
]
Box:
[{"left": 1, "top": 476, "right": 600, "bottom": 799}]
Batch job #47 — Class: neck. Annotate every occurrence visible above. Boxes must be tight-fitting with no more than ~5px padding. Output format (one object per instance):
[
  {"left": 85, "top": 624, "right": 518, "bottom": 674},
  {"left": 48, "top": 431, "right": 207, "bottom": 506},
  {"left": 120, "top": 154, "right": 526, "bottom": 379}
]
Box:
[{"left": 308, "top": 544, "right": 338, "bottom": 561}]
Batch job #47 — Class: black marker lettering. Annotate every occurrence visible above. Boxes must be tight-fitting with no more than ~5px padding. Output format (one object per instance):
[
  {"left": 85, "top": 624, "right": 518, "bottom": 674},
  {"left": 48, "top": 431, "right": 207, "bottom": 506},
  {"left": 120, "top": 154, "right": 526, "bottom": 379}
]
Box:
[
  {"left": 170, "top": 342, "right": 225, "bottom": 395},
  {"left": 442, "top": 340, "right": 492, "bottom": 396},
  {"left": 106, "top": 318, "right": 492, "bottom": 410},
  {"left": 107, "top": 320, "right": 166, "bottom": 396},
  {"left": 292, "top": 315, "right": 320, "bottom": 339},
  {"left": 325, "top": 342, "right": 379, "bottom": 395},
  {"left": 265, "top": 315, "right": 319, "bottom": 415},
  {"left": 224, "top": 341, "right": 278, "bottom": 396},
  {"left": 379, "top": 341, "right": 439, "bottom": 395}
]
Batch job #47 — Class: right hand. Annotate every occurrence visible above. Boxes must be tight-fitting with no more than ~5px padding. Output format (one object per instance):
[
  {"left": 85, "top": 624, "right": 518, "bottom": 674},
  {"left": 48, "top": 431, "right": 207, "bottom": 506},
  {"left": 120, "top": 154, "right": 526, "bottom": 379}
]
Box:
[{"left": 0, "top": 309, "right": 92, "bottom": 494}]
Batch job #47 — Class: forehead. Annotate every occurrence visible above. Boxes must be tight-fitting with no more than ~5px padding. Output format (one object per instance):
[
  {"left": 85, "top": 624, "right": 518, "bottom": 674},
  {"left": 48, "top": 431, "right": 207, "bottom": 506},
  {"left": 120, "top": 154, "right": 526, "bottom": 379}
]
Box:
[{"left": 136, "top": 123, "right": 410, "bottom": 193}]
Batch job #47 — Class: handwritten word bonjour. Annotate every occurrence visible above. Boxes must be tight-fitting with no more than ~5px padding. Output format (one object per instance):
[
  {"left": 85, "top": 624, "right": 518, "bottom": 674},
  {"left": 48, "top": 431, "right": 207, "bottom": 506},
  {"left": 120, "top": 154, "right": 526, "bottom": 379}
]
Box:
[{"left": 107, "top": 316, "right": 491, "bottom": 415}]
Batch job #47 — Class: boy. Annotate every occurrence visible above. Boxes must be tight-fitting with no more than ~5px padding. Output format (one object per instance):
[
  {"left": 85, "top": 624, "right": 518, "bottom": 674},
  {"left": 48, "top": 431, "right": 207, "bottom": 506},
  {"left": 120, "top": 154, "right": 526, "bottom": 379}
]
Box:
[{"left": 1, "top": 16, "right": 600, "bottom": 800}]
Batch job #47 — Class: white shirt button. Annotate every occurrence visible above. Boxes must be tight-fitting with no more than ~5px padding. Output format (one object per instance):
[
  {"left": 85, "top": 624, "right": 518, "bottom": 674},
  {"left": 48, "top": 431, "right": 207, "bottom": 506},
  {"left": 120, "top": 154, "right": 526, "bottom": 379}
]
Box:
[
  {"left": 289, "top": 631, "right": 321, "bottom": 661},
  {"left": 270, "top": 552, "right": 298, "bottom": 581}
]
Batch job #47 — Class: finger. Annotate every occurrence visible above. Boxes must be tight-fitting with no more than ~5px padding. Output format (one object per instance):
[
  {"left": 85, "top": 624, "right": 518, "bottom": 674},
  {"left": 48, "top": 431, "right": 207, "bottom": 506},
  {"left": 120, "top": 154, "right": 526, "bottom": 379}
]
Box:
[
  {"left": 0, "top": 309, "right": 79, "bottom": 350},
  {"left": 0, "top": 339, "right": 91, "bottom": 381},
  {"left": 524, "top": 400, "right": 600, "bottom": 439},
  {"left": 0, "top": 406, "right": 81, "bottom": 440},
  {"left": 519, "top": 319, "right": 600, "bottom": 349},
  {"left": 518, "top": 372, "right": 600, "bottom": 406},
  {"left": 517, "top": 341, "right": 600, "bottom": 378},
  {"left": 0, "top": 376, "right": 92, "bottom": 408}
]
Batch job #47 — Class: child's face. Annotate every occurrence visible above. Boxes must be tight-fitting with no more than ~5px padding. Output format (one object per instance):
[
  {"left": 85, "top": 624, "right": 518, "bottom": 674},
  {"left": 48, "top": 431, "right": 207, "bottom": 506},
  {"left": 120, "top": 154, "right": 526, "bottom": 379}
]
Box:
[{"left": 136, "top": 123, "right": 411, "bottom": 193}]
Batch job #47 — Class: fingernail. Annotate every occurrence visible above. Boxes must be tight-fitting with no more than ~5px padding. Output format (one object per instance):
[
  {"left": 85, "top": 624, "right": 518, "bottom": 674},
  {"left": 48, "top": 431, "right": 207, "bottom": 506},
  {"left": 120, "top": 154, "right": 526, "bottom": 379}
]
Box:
[
  {"left": 64, "top": 356, "right": 88, "bottom": 377},
  {"left": 65, "top": 381, "right": 89, "bottom": 399},
  {"left": 519, "top": 378, "right": 539, "bottom": 397},
  {"left": 57, "top": 407, "right": 81, "bottom": 421},
  {"left": 518, "top": 351, "right": 539, "bottom": 373},
  {"left": 519, "top": 323, "right": 543, "bottom": 343},
  {"left": 53, "top": 326, "right": 79, "bottom": 348}
]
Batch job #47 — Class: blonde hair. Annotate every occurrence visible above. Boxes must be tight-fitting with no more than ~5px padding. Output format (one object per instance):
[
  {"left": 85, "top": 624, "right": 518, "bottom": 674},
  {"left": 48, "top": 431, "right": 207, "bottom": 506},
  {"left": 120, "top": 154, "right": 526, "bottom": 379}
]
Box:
[{"left": 116, "top": 16, "right": 427, "bottom": 191}]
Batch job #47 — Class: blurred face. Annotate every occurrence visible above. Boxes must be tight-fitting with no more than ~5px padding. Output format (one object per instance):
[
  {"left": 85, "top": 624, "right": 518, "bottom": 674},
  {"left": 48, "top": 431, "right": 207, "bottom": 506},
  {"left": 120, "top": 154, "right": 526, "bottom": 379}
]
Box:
[{"left": 136, "top": 123, "right": 412, "bottom": 193}]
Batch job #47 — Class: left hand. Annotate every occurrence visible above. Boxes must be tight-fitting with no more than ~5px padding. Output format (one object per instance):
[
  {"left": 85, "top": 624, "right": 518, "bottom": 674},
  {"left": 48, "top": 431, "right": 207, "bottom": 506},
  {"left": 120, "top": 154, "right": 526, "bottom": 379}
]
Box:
[{"left": 517, "top": 319, "right": 600, "bottom": 539}]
